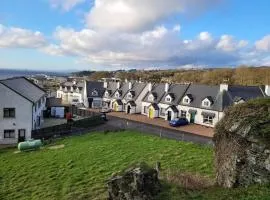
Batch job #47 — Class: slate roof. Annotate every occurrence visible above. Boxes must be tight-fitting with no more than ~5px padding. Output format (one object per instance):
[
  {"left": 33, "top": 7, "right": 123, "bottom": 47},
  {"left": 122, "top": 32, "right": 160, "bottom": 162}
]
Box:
[
  {"left": 160, "top": 83, "right": 189, "bottom": 105},
  {"left": 46, "top": 97, "right": 70, "bottom": 107},
  {"left": 227, "top": 86, "right": 264, "bottom": 102},
  {"left": 103, "top": 82, "right": 119, "bottom": 99},
  {"left": 112, "top": 82, "right": 130, "bottom": 99},
  {"left": 143, "top": 83, "right": 166, "bottom": 103},
  {"left": 86, "top": 81, "right": 105, "bottom": 98},
  {"left": 180, "top": 84, "right": 221, "bottom": 111},
  {"left": 124, "top": 82, "right": 147, "bottom": 101},
  {"left": 0, "top": 77, "right": 46, "bottom": 103}
]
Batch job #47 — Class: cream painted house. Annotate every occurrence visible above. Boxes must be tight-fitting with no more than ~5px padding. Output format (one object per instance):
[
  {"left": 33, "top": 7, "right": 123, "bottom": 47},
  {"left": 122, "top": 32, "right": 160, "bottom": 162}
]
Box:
[{"left": 0, "top": 77, "right": 46, "bottom": 144}]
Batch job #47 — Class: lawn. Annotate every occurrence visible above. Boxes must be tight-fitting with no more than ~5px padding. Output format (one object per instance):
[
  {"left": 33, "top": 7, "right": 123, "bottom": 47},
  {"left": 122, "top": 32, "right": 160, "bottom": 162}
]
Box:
[{"left": 0, "top": 131, "right": 269, "bottom": 200}]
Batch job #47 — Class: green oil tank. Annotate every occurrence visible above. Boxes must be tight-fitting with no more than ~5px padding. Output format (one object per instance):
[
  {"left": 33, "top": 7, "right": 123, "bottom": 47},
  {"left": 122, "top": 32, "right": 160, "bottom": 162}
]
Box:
[{"left": 18, "top": 139, "right": 42, "bottom": 151}]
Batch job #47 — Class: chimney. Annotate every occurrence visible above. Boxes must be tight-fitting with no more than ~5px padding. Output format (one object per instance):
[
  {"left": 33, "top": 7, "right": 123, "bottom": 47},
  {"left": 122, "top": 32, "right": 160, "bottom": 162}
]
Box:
[
  {"left": 129, "top": 82, "right": 132, "bottom": 90},
  {"left": 165, "top": 83, "right": 169, "bottom": 93},
  {"left": 220, "top": 83, "right": 228, "bottom": 92},
  {"left": 117, "top": 82, "right": 121, "bottom": 89},
  {"left": 104, "top": 81, "right": 108, "bottom": 89},
  {"left": 265, "top": 85, "right": 270, "bottom": 96},
  {"left": 73, "top": 80, "right": 77, "bottom": 85},
  {"left": 148, "top": 83, "right": 152, "bottom": 92}
]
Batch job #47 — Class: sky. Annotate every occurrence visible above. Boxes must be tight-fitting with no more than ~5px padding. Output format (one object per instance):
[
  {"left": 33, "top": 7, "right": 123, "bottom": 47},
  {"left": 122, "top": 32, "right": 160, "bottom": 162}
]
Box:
[{"left": 0, "top": 0, "right": 270, "bottom": 71}]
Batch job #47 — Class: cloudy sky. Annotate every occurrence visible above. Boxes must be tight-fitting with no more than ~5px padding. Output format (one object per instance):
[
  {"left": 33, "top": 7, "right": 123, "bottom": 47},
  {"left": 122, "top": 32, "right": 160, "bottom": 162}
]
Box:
[{"left": 0, "top": 0, "right": 270, "bottom": 71}]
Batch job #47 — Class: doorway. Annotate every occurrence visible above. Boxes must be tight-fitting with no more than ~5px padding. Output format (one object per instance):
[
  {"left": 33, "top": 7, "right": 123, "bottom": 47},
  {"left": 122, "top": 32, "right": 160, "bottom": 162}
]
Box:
[
  {"left": 18, "top": 129, "right": 26, "bottom": 142},
  {"left": 88, "top": 98, "right": 93, "bottom": 108},
  {"left": 149, "top": 107, "right": 154, "bottom": 119},
  {"left": 127, "top": 105, "right": 131, "bottom": 114},
  {"left": 190, "top": 113, "right": 196, "bottom": 123},
  {"left": 167, "top": 111, "right": 172, "bottom": 121}
]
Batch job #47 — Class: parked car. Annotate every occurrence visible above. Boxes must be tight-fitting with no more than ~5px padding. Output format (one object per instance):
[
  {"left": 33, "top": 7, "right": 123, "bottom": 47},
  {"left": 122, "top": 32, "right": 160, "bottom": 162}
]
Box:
[{"left": 169, "top": 118, "right": 189, "bottom": 127}]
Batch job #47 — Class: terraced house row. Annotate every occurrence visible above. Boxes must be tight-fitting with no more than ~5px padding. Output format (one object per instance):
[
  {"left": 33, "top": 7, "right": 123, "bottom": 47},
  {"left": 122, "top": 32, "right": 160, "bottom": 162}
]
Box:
[{"left": 57, "top": 80, "right": 270, "bottom": 127}]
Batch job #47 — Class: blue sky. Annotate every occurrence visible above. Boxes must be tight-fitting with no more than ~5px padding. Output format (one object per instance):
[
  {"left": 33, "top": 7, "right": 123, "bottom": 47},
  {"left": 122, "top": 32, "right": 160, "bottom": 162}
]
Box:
[{"left": 0, "top": 0, "right": 270, "bottom": 71}]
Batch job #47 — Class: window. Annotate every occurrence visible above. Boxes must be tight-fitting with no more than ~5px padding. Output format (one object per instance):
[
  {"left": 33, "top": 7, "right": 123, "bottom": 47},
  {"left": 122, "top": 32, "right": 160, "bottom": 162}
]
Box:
[
  {"left": 92, "top": 90, "right": 98, "bottom": 96},
  {"left": 166, "top": 96, "right": 171, "bottom": 102},
  {"left": 115, "top": 93, "right": 119, "bottom": 98},
  {"left": 160, "top": 108, "right": 166, "bottom": 116},
  {"left": 105, "top": 91, "right": 109, "bottom": 97},
  {"left": 143, "top": 106, "right": 147, "bottom": 114},
  {"left": 3, "top": 108, "right": 15, "bottom": 118},
  {"left": 4, "top": 130, "right": 15, "bottom": 138},
  {"left": 203, "top": 116, "right": 213, "bottom": 124},
  {"left": 148, "top": 95, "right": 154, "bottom": 102},
  {"left": 127, "top": 94, "right": 133, "bottom": 99},
  {"left": 203, "top": 101, "right": 210, "bottom": 107},
  {"left": 93, "top": 100, "right": 102, "bottom": 108},
  {"left": 180, "top": 110, "right": 187, "bottom": 118},
  {"left": 183, "top": 98, "right": 189, "bottom": 104}
]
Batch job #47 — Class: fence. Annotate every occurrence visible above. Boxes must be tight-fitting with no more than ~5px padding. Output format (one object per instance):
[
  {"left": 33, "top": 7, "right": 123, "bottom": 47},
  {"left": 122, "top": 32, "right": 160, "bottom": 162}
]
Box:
[{"left": 32, "top": 108, "right": 104, "bottom": 140}]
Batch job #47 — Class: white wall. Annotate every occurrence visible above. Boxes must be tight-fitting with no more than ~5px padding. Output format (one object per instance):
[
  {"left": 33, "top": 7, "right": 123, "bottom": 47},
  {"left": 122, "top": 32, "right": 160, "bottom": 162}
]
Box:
[
  {"left": 134, "top": 84, "right": 149, "bottom": 113},
  {"left": 141, "top": 102, "right": 151, "bottom": 116},
  {"left": 0, "top": 84, "right": 33, "bottom": 144},
  {"left": 177, "top": 105, "right": 223, "bottom": 127},
  {"left": 158, "top": 103, "right": 170, "bottom": 119}
]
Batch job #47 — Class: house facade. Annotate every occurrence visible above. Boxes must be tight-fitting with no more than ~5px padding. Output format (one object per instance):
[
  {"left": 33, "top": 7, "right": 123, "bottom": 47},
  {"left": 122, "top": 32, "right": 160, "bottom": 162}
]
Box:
[
  {"left": 0, "top": 77, "right": 46, "bottom": 144},
  {"left": 56, "top": 81, "right": 84, "bottom": 105},
  {"left": 83, "top": 81, "right": 105, "bottom": 108}
]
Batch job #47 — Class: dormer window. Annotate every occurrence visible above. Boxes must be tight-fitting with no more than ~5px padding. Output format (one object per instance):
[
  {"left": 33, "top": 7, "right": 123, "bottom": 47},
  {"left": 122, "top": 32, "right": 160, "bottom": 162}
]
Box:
[
  {"left": 183, "top": 97, "right": 190, "bottom": 104},
  {"left": 115, "top": 92, "right": 120, "bottom": 98},
  {"left": 165, "top": 96, "right": 171, "bottom": 103},
  {"left": 202, "top": 97, "right": 213, "bottom": 107},
  {"left": 105, "top": 91, "right": 109, "bottom": 97},
  {"left": 148, "top": 94, "right": 155, "bottom": 102},
  {"left": 127, "top": 93, "right": 133, "bottom": 99},
  {"left": 92, "top": 90, "right": 98, "bottom": 96}
]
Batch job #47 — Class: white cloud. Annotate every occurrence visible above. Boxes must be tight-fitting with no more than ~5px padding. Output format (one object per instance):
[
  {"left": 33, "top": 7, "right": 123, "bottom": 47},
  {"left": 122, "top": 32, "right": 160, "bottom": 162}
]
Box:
[
  {"left": 255, "top": 35, "right": 270, "bottom": 51},
  {"left": 86, "top": 0, "right": 220, "bottom": 32},
  {"left": 49, "top": 0, "right": 85, "bottom": 11},
  {"left": 0, "top": 24, "right": 47, "bottom": 48},
  {"left": 216, "top": 35, "right": 248, "bottom": 52}
]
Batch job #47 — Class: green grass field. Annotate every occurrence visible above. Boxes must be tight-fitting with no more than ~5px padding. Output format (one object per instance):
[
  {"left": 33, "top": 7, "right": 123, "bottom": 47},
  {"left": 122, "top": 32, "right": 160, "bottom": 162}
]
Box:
[{"left": 0, "top": 131, "right": 269, "bottom": 200}]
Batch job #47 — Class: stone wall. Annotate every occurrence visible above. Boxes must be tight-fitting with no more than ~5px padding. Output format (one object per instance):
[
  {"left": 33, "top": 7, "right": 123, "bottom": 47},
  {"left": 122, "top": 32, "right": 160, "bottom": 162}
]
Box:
[{"left": 214, "top": 98, "right": 270, "bottom": 188}]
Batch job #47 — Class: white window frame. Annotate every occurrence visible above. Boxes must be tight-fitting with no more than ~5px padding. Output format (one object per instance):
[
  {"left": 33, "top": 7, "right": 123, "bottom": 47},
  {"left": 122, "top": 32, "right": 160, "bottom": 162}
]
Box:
[
  {"left": 127, "top": 93, "right": 133, "bottom": 99},
  {"left": 143, "top": 106, "right": 147, "bottom": 114},
  {"left": 165, "top": 95, "right": 171, "bottom": 103},
  {"left": 202, "top": 99, "right": 211, "bottom": 107},
  {"left": 115, "top": 92, "right": 120, "bottom": 98},
  {"left": 203, "top": 116, "right": 213, "bottom": 124},
  {"left": 183, "top": 97, "right": 190, "bottom": 104},
  {"left": 105, "top": 91, "right": 109, "bottom": 97},
  {"left": 148, "top": 94, "right": 154, "bottom": 102},
  {"left": 160, "top": 108, "right": 166, "bottom": 116},
  {"left": 180, "top": 110, "right": 187, "bottom": 118},
  {"left": 92, "top": 90, "right": 98, "bottom": 96}
]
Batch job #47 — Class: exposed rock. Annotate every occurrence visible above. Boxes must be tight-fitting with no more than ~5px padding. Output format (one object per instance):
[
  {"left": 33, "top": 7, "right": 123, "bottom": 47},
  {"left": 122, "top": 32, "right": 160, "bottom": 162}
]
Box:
[
  {"left": 107, "top": 162, "right": 161, "bottom": 200},
  {"left": 214, "top": 98, "right": 270, "bottom": 188}
]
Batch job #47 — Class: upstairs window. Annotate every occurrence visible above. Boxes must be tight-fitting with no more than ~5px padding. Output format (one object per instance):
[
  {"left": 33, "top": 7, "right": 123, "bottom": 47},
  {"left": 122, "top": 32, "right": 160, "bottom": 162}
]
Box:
[
  {"left": 92, "top": 90, "right": 98, "bottom": 96},
  {"left": 180, "top": 110, "right": 187, "bottom": 118},
  {"left": 203, "top": 101, "right": 210, "bottom": 107},
  {"left": 165, "top": 96, "right": 171, "bottom": 103},
  {"left": 148, "top": 94, "right": 154, "bottom": 102},
  {"left": 183, "top": 98, "right": 190, "bottom": 104},
  {"left": 127, "top": 93, "right": 133, "bottom": 99},
  {"left": 115, "top": 92, "right": 120, "bottom": 98},
  {"left": 3, "top": 108, "right": 15, "bottom": 118}
]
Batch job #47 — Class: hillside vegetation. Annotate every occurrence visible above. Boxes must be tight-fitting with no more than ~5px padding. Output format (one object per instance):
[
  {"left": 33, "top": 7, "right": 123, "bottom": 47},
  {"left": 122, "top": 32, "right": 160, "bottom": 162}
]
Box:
[{"left": 0, "top": 131, "right": 269, "bottom": 200}]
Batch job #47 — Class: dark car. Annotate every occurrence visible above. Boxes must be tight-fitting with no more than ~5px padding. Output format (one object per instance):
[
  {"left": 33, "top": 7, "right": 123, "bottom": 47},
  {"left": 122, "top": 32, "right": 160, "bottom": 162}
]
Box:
[{"left": 169, "top": 118, "right": 189, "bottom": 127}]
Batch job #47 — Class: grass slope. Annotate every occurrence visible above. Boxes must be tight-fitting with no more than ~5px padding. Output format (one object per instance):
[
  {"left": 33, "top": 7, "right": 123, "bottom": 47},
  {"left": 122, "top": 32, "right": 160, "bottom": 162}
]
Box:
[{"left": 0, "top": 131, "right": 269, "bottom": 200}]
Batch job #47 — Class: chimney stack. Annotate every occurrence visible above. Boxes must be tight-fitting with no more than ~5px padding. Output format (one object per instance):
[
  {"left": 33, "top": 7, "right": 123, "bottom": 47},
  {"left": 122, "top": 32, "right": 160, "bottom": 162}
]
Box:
[
  {"left": 148, "top": 83, "right": 152, "bottom": 92},
  {"left": 165, "top": 83, "right": 169, "bottom": 93},
  {"left": 104, "top": 81, "right": 108, "bottom": 89},
  {"left": 129, "top": 82, "right": 132, "bottom": 90},
  {"left": 265, "top": 85, "right": 270, "bottom": 96},
  {"left": 220, "top": 83, "right": 228, "bottom": 92},
  {"left": 117, "top": 82, "right": 121, "bottom": 89}
]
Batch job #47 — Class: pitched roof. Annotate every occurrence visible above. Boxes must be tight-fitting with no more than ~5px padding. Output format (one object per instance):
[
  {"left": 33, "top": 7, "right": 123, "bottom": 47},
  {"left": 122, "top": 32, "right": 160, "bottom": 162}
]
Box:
[
  {"left": 0, "top": 77, "right": 46, "bottom": 103},
  {"left": 180, "top": 84, "right": 221, "bottom": 111},
  {"left": 160, "top": 83, "right": 189, "bottom": 105},
  {"left": 86, "top": 81, "right": 105, "bottom": 97},
  {"left": 228, "top": 85, "right": 264, "bottom": 102},
  {"left": 143, "top": 83, "right": 166, "bottom": 103},
  {"left": 103, "top": 82, "right": 119, "bottom": 98},
  {"left": 124, "top": 82, "right": 147, "bottom": 101},
  {"left": 112, "top": 82, "right": 130, "bottom": 98}
]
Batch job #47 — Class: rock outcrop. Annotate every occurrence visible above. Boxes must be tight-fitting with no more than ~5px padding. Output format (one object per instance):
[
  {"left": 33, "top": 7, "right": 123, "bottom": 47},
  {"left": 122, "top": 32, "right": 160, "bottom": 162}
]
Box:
[
  {"left": 107, "top": 162, "right": 161, "bottom": 200},
  {"left": 214, "top": 98, "right": 270, "bottom": 188}
]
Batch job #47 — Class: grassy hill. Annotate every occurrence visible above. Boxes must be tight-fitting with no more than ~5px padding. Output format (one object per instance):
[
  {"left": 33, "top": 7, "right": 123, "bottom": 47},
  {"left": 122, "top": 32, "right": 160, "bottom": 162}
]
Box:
[{"left": 0, "top": 131, "right": 269, "bottom": 200}]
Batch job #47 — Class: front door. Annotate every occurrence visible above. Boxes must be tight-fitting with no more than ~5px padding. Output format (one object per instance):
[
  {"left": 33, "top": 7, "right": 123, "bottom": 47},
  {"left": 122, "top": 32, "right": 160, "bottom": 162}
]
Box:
[
  {"left": 167, "top": 111, "right": 172, "bottom": 121},
  {"left": 88, "top": 98, "right": 93, "bottom": 108},
  {"left": 127, "top": 105, "right": 131, "bottom": 114},
  {"left": 190, "top": 113, "right": 195, "bottom": 123},
  {"left": 113, "top": 102, "right": 118, "bottom": 111},
  {"left": 149, "top": 107, "right": 154, "bottom": 119},
  {"left": 18, "top": 129, "right": 26, "bottom": 142}
]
